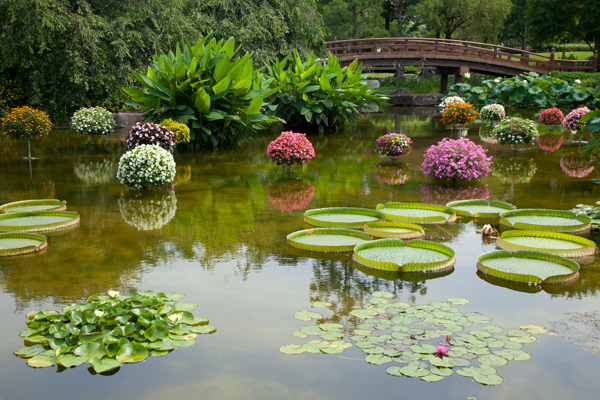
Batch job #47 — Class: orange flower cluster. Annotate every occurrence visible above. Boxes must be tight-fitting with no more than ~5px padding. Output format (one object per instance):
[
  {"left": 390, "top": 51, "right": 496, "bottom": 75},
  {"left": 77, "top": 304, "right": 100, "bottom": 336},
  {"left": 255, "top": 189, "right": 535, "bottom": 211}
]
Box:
[
  {"left": 0, "top": 76, "right": 26, "bottom": 109},
  {"left": 441, "top": 101, "right": 479, "bottom": 125},
  {"left": 2, "top": 106, "right": 51, "bottom": 140}
]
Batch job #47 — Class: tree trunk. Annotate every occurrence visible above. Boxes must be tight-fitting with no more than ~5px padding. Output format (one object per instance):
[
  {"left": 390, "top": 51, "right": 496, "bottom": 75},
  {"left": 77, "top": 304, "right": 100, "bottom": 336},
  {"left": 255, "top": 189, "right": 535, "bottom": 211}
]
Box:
[
  {"left": 385, "top": 16, "right": 389, "bottom": 31},
  {"left": 397, "top": 0, "right": 403, "bottom": 29},
  {"left": 522, "top": 24, "right": 528, "bottom": 50}
]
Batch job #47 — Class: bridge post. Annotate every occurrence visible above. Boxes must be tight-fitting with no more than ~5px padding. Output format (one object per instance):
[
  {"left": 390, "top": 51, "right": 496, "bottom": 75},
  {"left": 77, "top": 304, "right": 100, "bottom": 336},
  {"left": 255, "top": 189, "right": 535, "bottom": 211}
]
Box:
[
  {"left": 395, "top": 64, "right": 404, "bottom": 78},
  {"left": 550, "top": 48, "right": 555, "bottom": 72},
  {"left": 440, "top": 74, "right": 448, "bottom": 94},
  {"left": 593, "top": 51, "right": 598, "bottom": 73}
]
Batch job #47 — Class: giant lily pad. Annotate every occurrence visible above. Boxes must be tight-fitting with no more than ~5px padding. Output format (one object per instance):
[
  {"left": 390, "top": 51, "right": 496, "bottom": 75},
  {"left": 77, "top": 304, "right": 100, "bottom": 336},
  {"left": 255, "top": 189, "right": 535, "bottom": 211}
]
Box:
[
  {"left": 363, "top": 221, "right": 425, "bottom": 240},
  {"left": 477, "top": 250, "right": 580, "bottom": 285},
  {"left": 495, "top": 230, "right": 597, "bottom": 262},
  {"left": 446, "top": 199, "right": 516, "bottom": 221},
  {"left": 0, "top": 210, "right": 80, "bottom": 233},
  {"left": 0, "top": 233, "right": 47, "bottom": 257},
  {"left": 287, "top": 228, "right": 371, "bottom": 253},
  {"left": 499, "top": 209, "right": 591, "bottom": 235},
  {"left": 353, "top": 239, "right": 455, "bottom": 272},
  {"left": 0, "top": 199, "right": 67, "bottom": 213},
  {"left": 376, "top": 203, "right": 457, "bottom": 224},
  {"left": 303, "top": 207, "right": 385, "bottom": 229}
]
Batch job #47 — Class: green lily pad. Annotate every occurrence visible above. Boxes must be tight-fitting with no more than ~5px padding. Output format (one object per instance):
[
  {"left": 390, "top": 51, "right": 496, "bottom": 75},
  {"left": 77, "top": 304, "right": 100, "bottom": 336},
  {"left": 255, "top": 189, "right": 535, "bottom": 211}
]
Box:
[
  {"left": 509, "top": 335, "right": 537, "bottom": 344},
  {"left": 431, "top": 366, "right": 454, "bottom": 377},
  {"left": 293, "top": 330, "right": 308, "bottom": 338},
  {"left": 400, "top": 364, "right": 430, "bottom": 377},
  {"left": 115, "top": 343, "right": 148, "bottom": 363},
  {"left": 321, "top": 345, "right": 344, "bottom": 354},
  {"left": 482, "top": 326, "right": 504, "bottom": 333},
  {"left": 470, "top": 330, "right": 493, "bottom": 339},
  {"left": 300, "top": 326, "right": 324, "bottom": 336},
  {"left": 88, "top": 357, "right": 122, "bottom": 373},
  {"left": 420, "top": 372, "right": 444, "bottom": 382},
  {"left": 279, "top": 344, "right": 306, "bottom": 355},
  {"left": 27, "top": 355, "right": 56, "bottom": 368},
  {"left": 365, "top": 354, "right": 392, "bottom": 365},
  {"left": 312, "top": 301, "right": 332, "bottom": 308},
  {"left": 354, "top": 329, "right": 372, "bottom": 336},
  {"left": 384, "top": 349, "right": 402, "bottom": 357},
  {"left": 503, "top": 341, "right": 524, "bottom": 349},
  {"left": 294, "top": 311, "right": 324, "bottom": 322},
  {"left": 363, "top": 346, "right": 386, "bottom": 355},
  {"left": 429, "top": 357, "right": 453, "bottom": 368},
  {"left": 447, "top": 298, "right": 470, "bottom": 305},
  {"left": 473, "top": 373, "right": 504, "bottom": 385},
  {"left": 74, "top": 342, "right": 107, "bottom": 359},
  {"left": 320, "top": 332, "right": 344, "bottom": 341},
  {"left": 56, "top": 354, "right": 88, "bottom": 368},
  {"left": 305, "top": 341, "right": 328, "bottom": 354},
  {"left": 520, "top": 324, "right": 547, "bottom": 334},
  {"left": 350, "top": 309, "right": 377, "bottom": 319},
  {"left": 14, "top": 347, "right": 41, "bottom": 358},
  {"left": 410, "top": 344, "right": 437, "bottom": 354},
  {"left": 479, "top": 354, "right": 509, "bottom": 366},
  {"left": 370, "top": 298, "right": 389, "bottom": 305},
  {"left": 386, "top": 366, "right": 403, "bottom": 376},
  {"left": 372, "top": 291, "right": 394, "bottom": 298},
  {"left": 448, "top": 357, "right": 471, "bottom": 367},
  {"left": 173, "top": 302, "right": 198, "bottom": 312},
  {"left": 392, "top": 355, "right": 412, "bottom": 364}
]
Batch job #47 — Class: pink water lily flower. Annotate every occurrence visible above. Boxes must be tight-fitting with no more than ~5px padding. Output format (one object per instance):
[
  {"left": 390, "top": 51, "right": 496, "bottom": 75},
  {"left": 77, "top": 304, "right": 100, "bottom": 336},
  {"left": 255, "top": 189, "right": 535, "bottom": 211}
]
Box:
[{"left": 436, "top": 345, "right": 448, "bottom": 357}]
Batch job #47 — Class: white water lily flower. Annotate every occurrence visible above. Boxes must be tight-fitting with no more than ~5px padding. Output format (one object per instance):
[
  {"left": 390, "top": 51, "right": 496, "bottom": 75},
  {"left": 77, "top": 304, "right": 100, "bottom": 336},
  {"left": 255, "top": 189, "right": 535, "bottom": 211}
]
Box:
[
  {"left": 481, "top": 224, "right": 494, "bottom": 236},
  {"left": 107, "top": 290, "right": 120, "bottom": 299},
  {"left": 94, "top": 310, "right": 105, "bottom": 318},
  {"left": 464, "top": 72, "right": 471, "bottom": 79},
  {"left": 168, "top": 313, "right": 183, "bottom": 323},
  {"left": 575, "top": 79, "right": 581, "bottom": 84}
]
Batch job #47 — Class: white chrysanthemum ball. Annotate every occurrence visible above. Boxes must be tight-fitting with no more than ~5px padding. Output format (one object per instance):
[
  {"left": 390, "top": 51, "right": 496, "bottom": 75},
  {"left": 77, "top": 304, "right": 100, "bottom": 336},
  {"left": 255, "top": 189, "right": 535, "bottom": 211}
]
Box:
[{"left": 116, "top": 144, "right": 176, "bottom": 189}]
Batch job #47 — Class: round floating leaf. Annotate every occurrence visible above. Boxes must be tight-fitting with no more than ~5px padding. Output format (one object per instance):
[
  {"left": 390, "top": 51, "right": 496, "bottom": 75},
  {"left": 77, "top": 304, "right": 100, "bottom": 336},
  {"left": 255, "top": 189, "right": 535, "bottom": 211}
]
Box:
[
  {"left": 363, "top": 346, "right": 385, "bottom": 355},
  {"left": 456, "top": 367, "right": 478, "bottom": 377},
  {"left": 479, "top": 354, "right": 509, "bottom": 366},
  {"left": 57, "top": 354, "right": 88, "bottom": 368},
  {"left": 448, "top": 357, "right": 471, "bottom": 367},
  {"left": 502, "top": 349, "right": 532, "bottom": 361},
  {"left": 331, "top": 341, "right": 352, "bottom": 349},
  {"left": 279, "top": 344, "right": 306, "bottom": 355},
  {"left": 150, "top": 350, "right": 169, "bottom": 357},
  {"left": 350, "top": 310, "right": 377, "bottom": 319},
  {"left": 321, "top": 345, "right": 344, "bottom": 354},
  {"left": 468, "top": 348, "right": 491, "bottom": 355},
  {"left": 503, "top": 341, "right": 524, "bottom": 349},
  {"left": 473, "top": 373, "right": 503, "bottom": 386},
  {"left": 486, "top": 340, "right": 506, "bottom": 348},
  {"left": 357, "top": 323, "right": 376, "bottom": 329},
  {"left": 370, "top": 298, "right": 389, "bottom": 305},
  {"left": 386, "top": 366, "right": 403, "bottom": 376},
  {"left": 447, "top": 298, "right": 470, "bottom": 305},
  {"left": 173, "top": 302, "right": 198, "bottom": 312},
  {"left": 294, "top": 311, "right": 324, "bottom": 322},
  {"left": 392, "top": 355, "right": 412, "bottom": 364},
  {"left": 300, "top": 326, "right": 324, "bottom": 336},
  {"left": 509, "top": 335, "right": 537, "bottom": 344},
  {"left": 320, "top": 324, "right": 344, "bottom": 333},
  {"left": 305, "top": 341, "right": 328, "bottom": 354},
  {"left": 468, "top": 315, "right": 492, "bottom": 324},
  {"left": 191, "top": 325, "right": 217, "bottom": 334},
  {"left": 373, "top": 291, "right": 394, "bottom": 298},
  {"left": 431, "top": 366, "right": 454, "bottom": 377},
  {"left": 320, "top": 332, "right": 343, "bottom": 341},
  {"left": 520, "top": 325, "right": 547, "bottom": 334},
  {"left": 470, "top": 330, "right": 493, "bottom": 339},
  {"left": 420, "top": 372, "right": 444, "bottom": 382},
  {"left": 507, "top": 329, "right": 528, "bottom": 337},
  {"left": 115, "top": 343, "right": 148, "bottom": 363},
  {"left": 356, "top": 342, "right": 375, "bottom": 349},
  {"left": 312, "top": 301, "right": 332, "bottom": 308},
  {"left": 391, "top": 316, "right": 414, "bottom": 325},
  {"left": 74, "top": 343, "right": 107, "bottom": 359},
  {"left": 384, "top": 349, "right": 401, "bottom": 357},
  {"left": 293, "top": 330, "right": 308, "bottom": 338},
  {"left": 482, "top": 326, "right": 504, "bottom": 333},
  {"left": 366, "top": 354, "right": 392, "bottom": 365},
  {"left": 354, "top": 329, "right": 372, "bottom": 336},
  {"left": 400, "top": 365, "right": 430, "bottom": 377},
  {"left": 166, "top": 292, "right": 185, "bottom": 301},
  {"left": 27, "top": 355, "right": 56, "bottom": 368},
  {"left": 429, "top": 357, "right": 453, "bottom": 368},
  {"left": 14, "top": 347, "right": 40, "bottom": 358},
  {"left": 410, "top": 344, "right": 437, "bottom": 354},
  {"left": 88, "top": 357, "right": 122, "bottom": 373}
]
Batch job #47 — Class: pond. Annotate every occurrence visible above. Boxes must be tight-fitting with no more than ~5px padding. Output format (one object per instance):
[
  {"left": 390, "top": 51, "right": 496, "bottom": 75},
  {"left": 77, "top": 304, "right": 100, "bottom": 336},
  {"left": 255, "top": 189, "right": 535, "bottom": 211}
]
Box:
[{"left": 1, "top": 107, "right": 600, "bottom": 400}]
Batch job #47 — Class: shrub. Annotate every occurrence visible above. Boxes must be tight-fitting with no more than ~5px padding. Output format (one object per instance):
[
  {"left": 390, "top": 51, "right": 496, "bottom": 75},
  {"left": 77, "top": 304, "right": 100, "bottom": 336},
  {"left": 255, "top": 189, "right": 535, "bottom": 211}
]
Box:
[
  {"left": 549, "top": 71, "right": 600, "bottom": 85},
  {"left": 71, "top": 107, "right": 115, "bottom": 142},
  {"left": 116, "top": 144, "right": 176, "bottom": 189},
  {"left": 126, "top": 122, "right": 175, "bottom": 153},
  {"left": 421, "top": 138, "right": 492, "bottom": 181},
  {"left": 480, "top": 104, "right": 506, "bottom": 122},
  {"left": 160, "top": 118, "right": 190, "bottom": 145},
  {"left": 539, "top": 107, "right": 564, "bottom": 125},
  {"left": 564, "top": 107, "right": 590, "bottom": 131},
  {"left": 492, "top": 117, "right": 539, "bottom": 148},
  {"left": 267, "top": 131, "right": 315, "bottom": 168},
  {"left": 263, "top": 52, "right": 387, "bottom": 135},
  {"left": 441, "top": 101, "right": 478, "bottom": 125},
  {"left": 375, "top": 133, "right": 412, "bottom": 157},
  {"left": 438, "top": 96, "right": 464, "bottom": 113},
  {"left": 2, "top": 106, "right": 51, "bottom": 140}
]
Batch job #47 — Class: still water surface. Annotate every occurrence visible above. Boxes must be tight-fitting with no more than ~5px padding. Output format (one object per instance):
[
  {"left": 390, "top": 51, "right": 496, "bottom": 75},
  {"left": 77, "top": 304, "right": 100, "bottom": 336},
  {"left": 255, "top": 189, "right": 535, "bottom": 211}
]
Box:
[{"left": 1, "top": 107, "right": 599, "bottom": 399}]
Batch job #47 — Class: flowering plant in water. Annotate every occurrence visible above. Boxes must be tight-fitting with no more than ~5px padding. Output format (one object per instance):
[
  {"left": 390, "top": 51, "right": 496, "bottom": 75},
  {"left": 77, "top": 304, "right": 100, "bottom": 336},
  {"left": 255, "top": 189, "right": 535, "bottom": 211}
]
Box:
[
  {"left": 491, "top": 157, "right": 537, "bottom": 184},
  {"left": 421, "top": 183, "right": 490, "bottom": 205},
  {"left": 563, "top": 107, "right": 590, "bottom": 132},
  {"left": 71, "top": 107, "right": 115, "bottom": 137},
  {"left": 376, "top": 165, "right": 411, "bottom": 185},
  {"left": 480, "top": 104, "right": 505, "bottom": 122},
  {"left": 538, "top": 107, "right": 564, "bottom": 126},
  {"left": 492, "top": 117, "right": 538, "bottom": 149},
  {"left": 117, "top": 144, "right": 176, "bottom": 189},
  {"left": 267, "top": 180, "right": 315, "bottom": 212},
  {"left": 441, "top": 101, "right": 478, "bottom": 126},
  {"left": 560, "top": 153, "right": 595, "bottom": 178},
  {"left": 537, "top": 134, "right": 563, "bottom": 152},
  {"left": 375, "top": 133, "right": 412, "bottom": 157},
  {"left": 267, "top": 131, "right": 315, "bottom": 177},
  {"left": 421, "top": 138, "right": 492, "bottom": 181},
  {"left": 160, "top": 118, "right": 190, "bottom": 145},
  {"left": 438, "top": 96, "right": 464, "bottom": 113},
  {"left": 126, "top": 122, "right": 176, "bottom": 153}
]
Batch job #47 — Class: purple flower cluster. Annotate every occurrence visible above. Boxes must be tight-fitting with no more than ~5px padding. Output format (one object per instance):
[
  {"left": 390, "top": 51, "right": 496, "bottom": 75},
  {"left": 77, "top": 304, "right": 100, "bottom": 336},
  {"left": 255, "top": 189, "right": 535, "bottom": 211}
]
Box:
[
  {"left": 126, "top": 122, "right": 175, "bottom": 153},
  {"left": 563, "top": 107, "right": 590, "bottom": 131},
  {"left": 539, "top": 107, "right": 564, "bottom": 125},
  {"left": 421, "top": 138, "right": 492, "bottom": 181},
  {"left": 267, "top": 131, "right": 315, "bottom": 166}
]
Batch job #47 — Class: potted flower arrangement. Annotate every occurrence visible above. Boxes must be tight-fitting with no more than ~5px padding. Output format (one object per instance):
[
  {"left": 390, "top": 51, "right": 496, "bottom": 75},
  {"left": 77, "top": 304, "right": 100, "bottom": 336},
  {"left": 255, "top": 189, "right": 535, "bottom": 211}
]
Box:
[
  {"left": 376, "top": 164, "right": 411, "bottom": 185},
  {"left": 267, "top": 180, "right": 315, "bottom": 212},
  {"left": 421, "top": 137, "right": 492, "bottom": 181},
  {"left": 160, "top": 118, "right": 190, "bottom": 148},
  {"left": 126, "top": 122, "right": 176, "bottom": 153},
  {"left": 1, "top": 106, "right": 52, "bottom": 159},
  {"left": 116, "top": 144, "right": 176, "bottom": 189},
  {"left": 441, "top": 101, "right": 479, "bottom": 132},
  {"left": 539, "top": 107, "right": 564, "bottom": 127},
  {"left": 537, "top": 134, "right": 563, "bottom": 152},
  {"left": 421, "top": 184, "right": 490, "bottom": 206},
  {"left": 438, "top": 96, "right": 464, "bottom": 113},
  {"left": 563, "top": 107, "right": 590, "bottom": 142},
  {"left": 267, "top": 131, "right": 315, "bottom": 177},
  {"left": 71, "top": 106, "right": 115, "bottom": 145},
  {"left": 560, "top": 152, "right": 595, "bottom": 178},
  {"left": 491, "top": 157, "right": 537, "bottom": 184},
  {"left": 375, "top": 132, "right": 412, "bottom": 160},
  {"left": 480, "top": 104, "right": 505, "bottom": 124},
  {"left": 492, "top": 117, "right": 539, "bottom": 152}
]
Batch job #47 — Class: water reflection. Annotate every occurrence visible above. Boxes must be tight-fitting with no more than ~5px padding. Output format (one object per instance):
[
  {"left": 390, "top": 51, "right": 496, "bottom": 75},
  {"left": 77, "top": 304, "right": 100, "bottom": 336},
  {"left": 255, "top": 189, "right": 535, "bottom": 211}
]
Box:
[
  {"left": 491, "top": 157, "right": 537, "bottom": 184},
  {"left": 74, "top": 159, "right": 118, "bottom": 185},
  {"left": 267, "top": 179, "right": 315, "bottom": 213},
  {"left": 118, "top": 191, "right": 177, "bottom": 231},
  {"left": 420, "top": 183, "right": 490, "bottom": 205},
  {"left": 476, "top": 270, "right": 579, "bottom": 295},
  {"left": 375, "top": 163, "right": 411, "bottom": 185},
  {"left": 5, "top": 181, "right": 56, "bottom": 201},
  {"left": 560, "top": 152, "right": 595, "bottom": 178},
  {"left": 537, "top": 134, "right": 563, "bottom": 152},
  {"left": 354, "top": 262, "right": 453, "bottom": 281}
]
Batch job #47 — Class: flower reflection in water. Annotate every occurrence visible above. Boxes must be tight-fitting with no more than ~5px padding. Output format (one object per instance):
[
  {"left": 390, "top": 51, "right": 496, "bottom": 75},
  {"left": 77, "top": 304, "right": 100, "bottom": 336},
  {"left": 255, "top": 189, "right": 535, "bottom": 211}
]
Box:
[
  {"left": 267, "top": 180, "right": 315, "bottom": 213},
  {"left": 560, "top": 152, "right": 595, "bottom": 178},
  {"left": 7, "top": 182, "right": 56, "bottom": 202},
  {"left": 74, "top": 159, "right": 117, "bottom": 185},
  {"left": 537, "top": 134, "right": 563, "bottom": 153},
  {"left": 491, "top": 157, "right": 537, "bottom": 184},
  {"left": 118, "top": 191, "right": 177, "bottom": 231},
  {"left": 421, "top": 183, "right": 490, "bottom": 205},
  {"left": 376, "top": 164, "right": 411, "bottom": 185}
]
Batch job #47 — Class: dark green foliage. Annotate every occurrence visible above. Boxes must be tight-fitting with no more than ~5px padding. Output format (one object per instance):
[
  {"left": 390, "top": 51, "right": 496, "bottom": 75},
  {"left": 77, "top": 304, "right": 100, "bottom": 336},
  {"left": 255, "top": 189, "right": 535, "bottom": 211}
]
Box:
[
  {"left": 548, "top": 44, "right": 596, "bottom": 53},
  {"left": 581, "top": 109, "right": 600, "bottom": 165},
  {"left": 379, "top": 74, "right": 486, "bottom": 95},
  {"left": 124, "top": 37, "right": 280, "bottom": 147},
  {"left": 549, "top": 71, "right": 600, "bottom": 85},
  {"left": 263, "top": 52, "right": 388, "bottom": 135}
]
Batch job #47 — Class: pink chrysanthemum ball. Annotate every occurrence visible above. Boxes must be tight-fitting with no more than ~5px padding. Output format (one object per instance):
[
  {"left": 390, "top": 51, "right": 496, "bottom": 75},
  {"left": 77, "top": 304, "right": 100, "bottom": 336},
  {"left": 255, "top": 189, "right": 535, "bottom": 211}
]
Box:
[
  {"left": 539, "top": 107, "right": 564, "bottom": 125},
  {"left": 563, "top": 107, "right": 590, "bottom": 131},
  {"left": 267, "top": 131, "right": 315, "bottom": 166},
  {"left": 421, "top": 138, "right": 492, "bottom": 181}
]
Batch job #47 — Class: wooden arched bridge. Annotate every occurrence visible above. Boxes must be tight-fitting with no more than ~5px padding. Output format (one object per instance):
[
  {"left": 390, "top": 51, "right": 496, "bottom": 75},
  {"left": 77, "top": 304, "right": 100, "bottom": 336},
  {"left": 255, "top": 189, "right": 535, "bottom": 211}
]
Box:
[{"left": 326, "top": 38, "right": 598, "bottom": 93}]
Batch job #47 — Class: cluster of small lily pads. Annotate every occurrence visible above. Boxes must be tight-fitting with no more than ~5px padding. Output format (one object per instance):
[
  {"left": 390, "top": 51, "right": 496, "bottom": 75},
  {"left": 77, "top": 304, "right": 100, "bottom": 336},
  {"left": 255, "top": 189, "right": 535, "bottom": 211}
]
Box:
[
  {"left": 14, "top": 290, "right": 216, "bottom": 374},
  {"left": 280, "top": 291, "right": 545, "bottom": 385}
]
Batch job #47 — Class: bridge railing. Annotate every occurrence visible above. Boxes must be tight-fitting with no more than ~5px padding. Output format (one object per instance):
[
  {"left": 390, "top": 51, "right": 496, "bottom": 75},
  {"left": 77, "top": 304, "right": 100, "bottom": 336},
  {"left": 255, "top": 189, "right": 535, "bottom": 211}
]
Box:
[{"left": 326, "top": 38, "right": 598, "bottom": 73}]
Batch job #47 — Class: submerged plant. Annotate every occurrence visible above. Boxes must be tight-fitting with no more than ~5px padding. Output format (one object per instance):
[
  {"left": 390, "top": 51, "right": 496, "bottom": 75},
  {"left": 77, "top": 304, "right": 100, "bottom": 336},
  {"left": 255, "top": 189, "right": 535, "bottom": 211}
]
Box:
[
  {"left": 421, "top": 138, "right": 492, "bottom": 181},
  {"left": 14, "top": 290, "right": 216, "bottom": 374}
]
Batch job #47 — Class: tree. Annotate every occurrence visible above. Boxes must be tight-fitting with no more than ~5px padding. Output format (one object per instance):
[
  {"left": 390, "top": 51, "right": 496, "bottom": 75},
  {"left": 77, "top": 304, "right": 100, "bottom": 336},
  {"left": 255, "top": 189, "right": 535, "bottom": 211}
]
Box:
[
  {"left": 317, "top": 0, "right": 384, "bottom": 40},
  {"left": 501, "top": 0, "right": 531, "bottom": 49},
  {"left": 410, "top": 0, "right": 478, "bottom": 39},
  {"left": 458, "top": 0, "right": 512, "bottom": 44},
  {"left": 380, "top": 0, "right": 420, "bottom": 33}
]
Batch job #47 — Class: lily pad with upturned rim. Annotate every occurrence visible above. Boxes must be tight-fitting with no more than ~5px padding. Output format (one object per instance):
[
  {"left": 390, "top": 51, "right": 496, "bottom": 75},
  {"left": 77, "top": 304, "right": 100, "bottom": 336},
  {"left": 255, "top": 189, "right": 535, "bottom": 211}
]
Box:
[
  {"left": 477, "top": 250, "right": 580, "bottom": 285},
  {"left": 287, "top": 228, "right": 371, "bottom": 253},
  {"left": 499, "top": 209, "right": 591, "bottom": 235},
  {"left": 446, "top": 199, "right": 516, "bottom": 221},
  {"left": 495, "top": 230, "right": 597, "bottom": 259},
  {"left": 0, "top": 233, "right": 47, "bottom": 257},
  {"left": 376, "top": 203, "right": 457, "bottom": 225},
  {"left": 0, "top": 211, "right": 80, "bottom": 233},
  {"left": 353, "top": 239, "right": 456, "bottom": 272},
  {"left": 0, "top": 199, "right": 67, "bottom": 214},
  {"left": 303, "top": 208, "right": 385, "bottom": 229},
  {"left": 363, "top": 221, "right": 425, "bottom": 239}
]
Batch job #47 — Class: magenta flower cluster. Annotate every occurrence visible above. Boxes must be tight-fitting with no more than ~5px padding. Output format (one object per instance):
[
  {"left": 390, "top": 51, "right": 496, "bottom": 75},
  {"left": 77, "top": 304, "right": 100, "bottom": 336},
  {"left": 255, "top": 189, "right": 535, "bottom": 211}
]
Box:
[
  {"left": 267, "top": 131, "right": 315, "bottom": 166},
  {"left": 560, "top": 153, "right": 595, "bottom": 178},
  {"left": 421, "top": 138, "right": 492, "bottom": 181},
  {"left": 563, "top": 107, "right": 590, "bottom": 131},
  {"left": 126, "top": 122, "right": 175, "bottom": 153},
  {"left": 539, "top": 107, "right": 564, "bottom": 125}
]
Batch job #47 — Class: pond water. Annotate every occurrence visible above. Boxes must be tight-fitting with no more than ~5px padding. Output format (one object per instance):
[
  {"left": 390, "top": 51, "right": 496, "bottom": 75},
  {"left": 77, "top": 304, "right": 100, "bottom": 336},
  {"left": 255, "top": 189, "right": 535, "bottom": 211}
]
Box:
[{"left": 1, "top": 107, "right": 600, "bottom": 399}]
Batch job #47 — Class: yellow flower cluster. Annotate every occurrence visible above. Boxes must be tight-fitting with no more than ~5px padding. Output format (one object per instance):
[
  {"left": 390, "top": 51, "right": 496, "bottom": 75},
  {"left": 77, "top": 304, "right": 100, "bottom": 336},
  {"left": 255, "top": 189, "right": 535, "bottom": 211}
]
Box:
[
  {"left": 160, "top": 118, "right": 190, "bottom": 144},
  {"left": 2, "top": 106, "right": 52, "bottom": 140}
]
